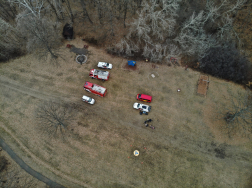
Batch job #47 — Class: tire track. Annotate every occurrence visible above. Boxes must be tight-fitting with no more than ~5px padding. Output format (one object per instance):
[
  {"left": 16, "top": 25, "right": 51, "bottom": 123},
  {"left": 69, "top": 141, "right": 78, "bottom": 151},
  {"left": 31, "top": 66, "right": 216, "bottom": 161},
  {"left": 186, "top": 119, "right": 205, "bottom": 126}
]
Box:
[{"left": 0, "top": 75, "right": 91, "bottom": 187}]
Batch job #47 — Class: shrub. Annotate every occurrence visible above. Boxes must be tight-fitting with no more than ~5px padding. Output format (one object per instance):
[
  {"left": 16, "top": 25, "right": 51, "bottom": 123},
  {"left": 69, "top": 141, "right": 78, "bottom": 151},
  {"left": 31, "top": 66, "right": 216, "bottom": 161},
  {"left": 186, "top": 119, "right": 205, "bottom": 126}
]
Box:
[
  {"left": 200, "top": 44, "right": 249, "bottom": 84},
  {"left": 0, "top": 156, "right": 8, "bottom": 172}
]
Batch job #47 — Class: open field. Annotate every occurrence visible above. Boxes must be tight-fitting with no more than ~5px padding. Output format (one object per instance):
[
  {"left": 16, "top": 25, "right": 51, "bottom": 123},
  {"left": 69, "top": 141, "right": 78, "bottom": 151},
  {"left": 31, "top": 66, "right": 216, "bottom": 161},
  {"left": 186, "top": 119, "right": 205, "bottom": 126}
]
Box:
[{"left": 0, "top": 37, "right": 252, "bottom": 188}]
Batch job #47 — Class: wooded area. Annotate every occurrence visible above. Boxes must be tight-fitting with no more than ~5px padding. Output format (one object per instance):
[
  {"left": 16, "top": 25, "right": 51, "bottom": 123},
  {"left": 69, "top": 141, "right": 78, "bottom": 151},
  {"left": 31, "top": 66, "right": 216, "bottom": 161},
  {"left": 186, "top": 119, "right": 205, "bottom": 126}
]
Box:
[{"left": 0, "top": 0, "right": 251, "bottom": 84}]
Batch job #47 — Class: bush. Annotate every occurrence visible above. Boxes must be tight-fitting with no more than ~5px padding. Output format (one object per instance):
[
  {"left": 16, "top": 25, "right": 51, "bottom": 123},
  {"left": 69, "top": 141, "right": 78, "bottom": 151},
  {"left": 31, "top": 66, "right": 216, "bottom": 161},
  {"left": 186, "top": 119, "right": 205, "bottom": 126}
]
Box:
[
  {"left": 0, "top": 156, "right": 8, "bottom": 172},
  {"left": 200, "top": 45, "right": 249, "bottom": 84}
]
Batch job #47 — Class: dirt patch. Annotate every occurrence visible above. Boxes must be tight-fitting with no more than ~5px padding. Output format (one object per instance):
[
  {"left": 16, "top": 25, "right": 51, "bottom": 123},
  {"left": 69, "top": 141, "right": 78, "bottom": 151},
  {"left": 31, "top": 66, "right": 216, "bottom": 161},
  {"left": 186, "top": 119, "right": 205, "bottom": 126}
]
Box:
[
  {"left": 197, "top": 75, "right": 209, "bottom": 96},
  {"left": 122, "top": 62, "right": 138, "bottom": 71}
]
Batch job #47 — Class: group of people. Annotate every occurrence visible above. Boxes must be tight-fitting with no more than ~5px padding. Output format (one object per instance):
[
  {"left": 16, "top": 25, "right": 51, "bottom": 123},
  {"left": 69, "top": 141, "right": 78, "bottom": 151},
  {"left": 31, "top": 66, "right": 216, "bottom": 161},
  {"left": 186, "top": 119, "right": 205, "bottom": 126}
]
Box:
[{"left": 144, "top": 119, "right": 155, "bottom": 129}]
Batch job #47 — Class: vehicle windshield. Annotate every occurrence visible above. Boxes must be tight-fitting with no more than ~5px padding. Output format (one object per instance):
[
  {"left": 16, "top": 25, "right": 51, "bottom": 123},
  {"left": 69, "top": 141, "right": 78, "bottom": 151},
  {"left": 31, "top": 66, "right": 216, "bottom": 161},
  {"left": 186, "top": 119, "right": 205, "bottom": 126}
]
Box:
[
  {"left": 138, "top": 94, "right": 141, "bottom": 98},
  {"left": 137, "top": 103, "right": 140, "bottom": 108},
  {"left": 106, "top": 63, "right": 109, "bottom": 66},
  {"left": 142, "top": 106, "right": 146, "bottom": 109},
  {"left": 87, "top": 98, "right": 92, "bottom": 102}
]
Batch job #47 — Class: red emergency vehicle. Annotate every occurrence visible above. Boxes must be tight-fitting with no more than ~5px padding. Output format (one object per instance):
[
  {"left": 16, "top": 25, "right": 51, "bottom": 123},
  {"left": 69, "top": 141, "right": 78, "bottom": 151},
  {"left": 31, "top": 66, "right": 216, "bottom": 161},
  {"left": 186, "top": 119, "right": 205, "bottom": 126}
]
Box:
[
  {"left": 83, "top": 81, "right": 107, "bottom": 97},
  {"left": 89, "top": 69, "right": 110, "bottom": 81}
]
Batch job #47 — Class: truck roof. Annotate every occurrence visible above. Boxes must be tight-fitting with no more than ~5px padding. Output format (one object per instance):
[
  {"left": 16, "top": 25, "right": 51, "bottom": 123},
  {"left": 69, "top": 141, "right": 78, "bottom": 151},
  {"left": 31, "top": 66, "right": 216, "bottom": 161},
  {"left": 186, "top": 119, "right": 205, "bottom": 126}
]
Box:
[
  {"left": 90, "top": 69, "right": 109, "bottom": 79},
  {"left": 84, "top": 81, "right": 106, "bottom": 94}
]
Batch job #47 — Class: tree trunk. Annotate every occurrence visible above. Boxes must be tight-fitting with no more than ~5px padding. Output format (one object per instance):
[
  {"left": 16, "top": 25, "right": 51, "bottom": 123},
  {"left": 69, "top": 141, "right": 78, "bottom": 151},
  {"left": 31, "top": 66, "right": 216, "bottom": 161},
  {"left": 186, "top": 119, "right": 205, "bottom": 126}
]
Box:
[
  {"left": 123, "top": 0, "right": 128, "bottom": 28},
  {"left": 80, "top": 0, "right": 93, "bottom": 24},
  {"left": 46, "top": 0, "right": 61, "bottom": 20},
  {"left": 65, "top": 0, "right": 74, "bottom": 23}
]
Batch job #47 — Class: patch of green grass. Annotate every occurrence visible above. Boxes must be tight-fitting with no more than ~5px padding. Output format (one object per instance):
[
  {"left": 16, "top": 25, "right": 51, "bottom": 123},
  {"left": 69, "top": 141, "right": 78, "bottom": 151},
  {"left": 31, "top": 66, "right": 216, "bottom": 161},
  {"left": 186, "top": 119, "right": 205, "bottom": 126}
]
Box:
[
  {"left": 162, "top": 86, "right": 172, "bottom": 93},
  {"left": 138, "top": 70, "right": 144, "bottom": 75},
  {"left": 65, "top": 76, "right": 74, "bottom": 82},
  {"left": 19, "top": 68, "right": 27, "bottom": 73},
  {"left": 37, "top": 74, "right": 53, "bottom": 80},
  {"left": 68, "top": 68, "right": 78, "bottom": 73},
  {"left": 9, "top": 73, "right": 20, "bottom": 80},
  {"left": 56, "top": 72, "right": 63, "bottom": 76}
]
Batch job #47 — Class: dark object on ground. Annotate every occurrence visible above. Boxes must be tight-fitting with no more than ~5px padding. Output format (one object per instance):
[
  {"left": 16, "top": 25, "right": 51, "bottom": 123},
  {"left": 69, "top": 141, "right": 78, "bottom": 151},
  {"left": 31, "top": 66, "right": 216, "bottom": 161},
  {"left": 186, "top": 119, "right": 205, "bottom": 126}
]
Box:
[
  {"left": 0, "top": 156, "right": 8, "bottom": 172},
  {"left": 146, "top": 119, "right": 152, "bottom": 122},
  {"left": 84, "top": 45, "right": 89, "bottom": 49},
  {"left": 145, "top": 123, "right": 148, "bottom": 127},
  {"left": 63, "top": 23, "right": 73, "bottom": 39},
  {"left": 140, "top": 111, "right": 143, "bottom": 115},
  {"left": 70, "top": 45, "right": 88, "bottom": 55}
]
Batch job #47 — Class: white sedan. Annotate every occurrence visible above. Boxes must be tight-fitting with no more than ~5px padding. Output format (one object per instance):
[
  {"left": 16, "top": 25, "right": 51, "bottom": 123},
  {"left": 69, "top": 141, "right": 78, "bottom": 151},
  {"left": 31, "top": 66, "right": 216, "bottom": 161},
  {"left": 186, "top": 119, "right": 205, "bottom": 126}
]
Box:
[
  {"left": 133, "top": 103, "right": 151, "bottom": 113},
  {"left": 97, "top": 62, "right": 113, "bottom": 69},
  {"left": 82, "top": 95, "right": 95, "bottom": 104}
]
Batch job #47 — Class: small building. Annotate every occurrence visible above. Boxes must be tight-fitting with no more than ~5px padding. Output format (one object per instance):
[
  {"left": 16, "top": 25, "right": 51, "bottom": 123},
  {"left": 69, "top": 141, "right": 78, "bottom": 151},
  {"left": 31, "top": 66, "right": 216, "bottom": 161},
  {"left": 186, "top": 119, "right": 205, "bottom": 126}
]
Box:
[{"left": 63, "top": 23, "right": 73, "bottom": 39}]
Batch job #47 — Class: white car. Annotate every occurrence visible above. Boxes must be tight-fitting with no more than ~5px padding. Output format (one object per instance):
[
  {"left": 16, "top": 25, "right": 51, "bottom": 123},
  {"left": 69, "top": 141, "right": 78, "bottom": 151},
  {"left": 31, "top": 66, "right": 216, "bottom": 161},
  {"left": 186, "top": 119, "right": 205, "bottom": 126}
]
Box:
[
  {"left": 97, "top": 62, "right": 113, "bottom": 69},
  {"left": 133, "top": 103, "right": 151, "bottom": 113},
  {"left": 82, "top": 95, "right": 95, "bottom": 104}
]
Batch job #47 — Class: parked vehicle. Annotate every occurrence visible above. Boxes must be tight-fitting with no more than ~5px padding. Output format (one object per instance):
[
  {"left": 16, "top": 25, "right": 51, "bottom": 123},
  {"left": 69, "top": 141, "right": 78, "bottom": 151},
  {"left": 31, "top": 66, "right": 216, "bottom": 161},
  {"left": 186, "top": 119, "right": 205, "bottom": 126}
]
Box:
[
  {"left": 133, "top": 103, "right": 151, "bottom": 113},
  {"left": 97, "top": 62, "right": 113, "bottom": 69},
  {"left": 82, "top": 95, "right": 95, "bottom": 104},
  {"left": 89, "top": 69, "right": 110, "bottom": 81},
  {"left": 136, "top": 94, "right": 152, "bottom": 103},
  {"left": 83, "top": 81, "right": 107, "bottom": 97}
]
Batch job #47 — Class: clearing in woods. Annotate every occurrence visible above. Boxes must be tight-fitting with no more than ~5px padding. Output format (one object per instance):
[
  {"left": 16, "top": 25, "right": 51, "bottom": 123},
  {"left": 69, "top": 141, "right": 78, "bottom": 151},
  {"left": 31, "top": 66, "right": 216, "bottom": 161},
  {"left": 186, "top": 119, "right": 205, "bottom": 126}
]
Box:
[{"left": 0, "top": 37, "right": 252, "bottom": 188}]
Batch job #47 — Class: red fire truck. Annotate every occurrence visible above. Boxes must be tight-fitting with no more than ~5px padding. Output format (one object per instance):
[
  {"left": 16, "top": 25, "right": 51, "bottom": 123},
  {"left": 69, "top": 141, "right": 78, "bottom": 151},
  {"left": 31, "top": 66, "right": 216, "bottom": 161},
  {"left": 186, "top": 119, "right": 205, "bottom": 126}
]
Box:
[
  {"left": 83, "top": 81, "right": 107, "bottom": 97},
  {"left": 89, "top": 69, "right": 110, "bottom": 81}
]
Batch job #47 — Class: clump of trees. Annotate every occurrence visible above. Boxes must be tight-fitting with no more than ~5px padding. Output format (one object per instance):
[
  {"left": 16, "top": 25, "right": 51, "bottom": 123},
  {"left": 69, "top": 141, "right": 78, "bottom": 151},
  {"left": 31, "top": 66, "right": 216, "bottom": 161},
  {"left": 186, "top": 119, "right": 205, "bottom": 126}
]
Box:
[
  {"left": 0, "top": 0, "right": 251, "bottom": 84},
  {"left": 200, "top": 43, "right": 249, "bottom": 84},
  {"left": 110, "top": 0, "right": 248, "bottom": 63}
]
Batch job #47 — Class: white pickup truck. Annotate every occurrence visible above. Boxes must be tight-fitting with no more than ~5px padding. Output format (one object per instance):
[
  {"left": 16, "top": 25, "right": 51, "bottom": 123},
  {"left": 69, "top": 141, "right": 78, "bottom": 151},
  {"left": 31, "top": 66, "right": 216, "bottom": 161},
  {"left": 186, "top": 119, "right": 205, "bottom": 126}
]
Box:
[
  {"left": 97, "top": 62, "right": 113, "bottom": 69},
  {"left": 133, "top": 103, "right": 151, "bottom": 114}
]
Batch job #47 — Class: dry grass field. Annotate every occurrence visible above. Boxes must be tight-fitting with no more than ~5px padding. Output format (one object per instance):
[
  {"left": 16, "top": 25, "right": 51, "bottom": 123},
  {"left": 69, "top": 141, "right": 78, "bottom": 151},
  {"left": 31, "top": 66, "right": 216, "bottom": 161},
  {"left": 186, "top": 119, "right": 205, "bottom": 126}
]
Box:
[{"left": 0, "top": 37, "right": 252, "bottom": 188}]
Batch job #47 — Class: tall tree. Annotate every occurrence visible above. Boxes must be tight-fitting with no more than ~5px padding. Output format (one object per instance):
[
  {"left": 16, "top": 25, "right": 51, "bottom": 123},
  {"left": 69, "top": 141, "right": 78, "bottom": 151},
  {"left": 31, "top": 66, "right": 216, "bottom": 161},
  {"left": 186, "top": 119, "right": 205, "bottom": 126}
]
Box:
[
  {"left": 16, "top": 14, "right": 62, "bottom": 60},
  {"left": 79, "top": 0, "right": 93, "bottom": 24}
]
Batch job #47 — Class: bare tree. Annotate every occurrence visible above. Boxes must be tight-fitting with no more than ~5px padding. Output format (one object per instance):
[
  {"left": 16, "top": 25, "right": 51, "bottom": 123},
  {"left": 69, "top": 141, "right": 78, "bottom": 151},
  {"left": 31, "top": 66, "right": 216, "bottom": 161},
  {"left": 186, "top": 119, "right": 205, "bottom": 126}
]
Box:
[
  {"left": 221, "top": 89, "right": 252, "bottom": 137},
  {"left": 16, "top": 14, "right": 62, "bottom": 60},
  {"left": 9, "top": 0, "right": 45, "bottom": 18},
  {"left": 64, "top": 0, "right": 74, "bottom": 23},
  {"left": 0, "top": 0, "right": 17, "bottom": 21},
  {"left": 0, "top": 17, "right": 25, "bottom": 61},
  {"left": 36, "top": 101, "right": 74, "bottom": 139},
  {"left": 79, "top": 0, "right": 93, "bottom": 24},
  {"left": 112, "top": 0, "right": 181, "bottom": 62}
]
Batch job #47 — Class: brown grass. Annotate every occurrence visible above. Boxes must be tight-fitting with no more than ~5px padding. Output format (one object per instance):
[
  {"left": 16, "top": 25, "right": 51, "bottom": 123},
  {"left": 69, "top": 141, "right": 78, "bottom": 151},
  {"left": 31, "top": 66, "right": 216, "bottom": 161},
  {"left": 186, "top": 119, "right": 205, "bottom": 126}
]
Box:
[{"left": 0, "top": 37, "right": 252, "bottom": 188}]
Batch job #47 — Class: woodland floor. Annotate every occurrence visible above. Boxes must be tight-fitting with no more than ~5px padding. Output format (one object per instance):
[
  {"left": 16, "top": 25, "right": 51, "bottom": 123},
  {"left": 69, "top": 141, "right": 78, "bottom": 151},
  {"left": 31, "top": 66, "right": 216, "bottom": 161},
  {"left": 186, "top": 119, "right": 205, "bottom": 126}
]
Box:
[{"left": 0, "top": 37, "right": 252, "bottom": 188}]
